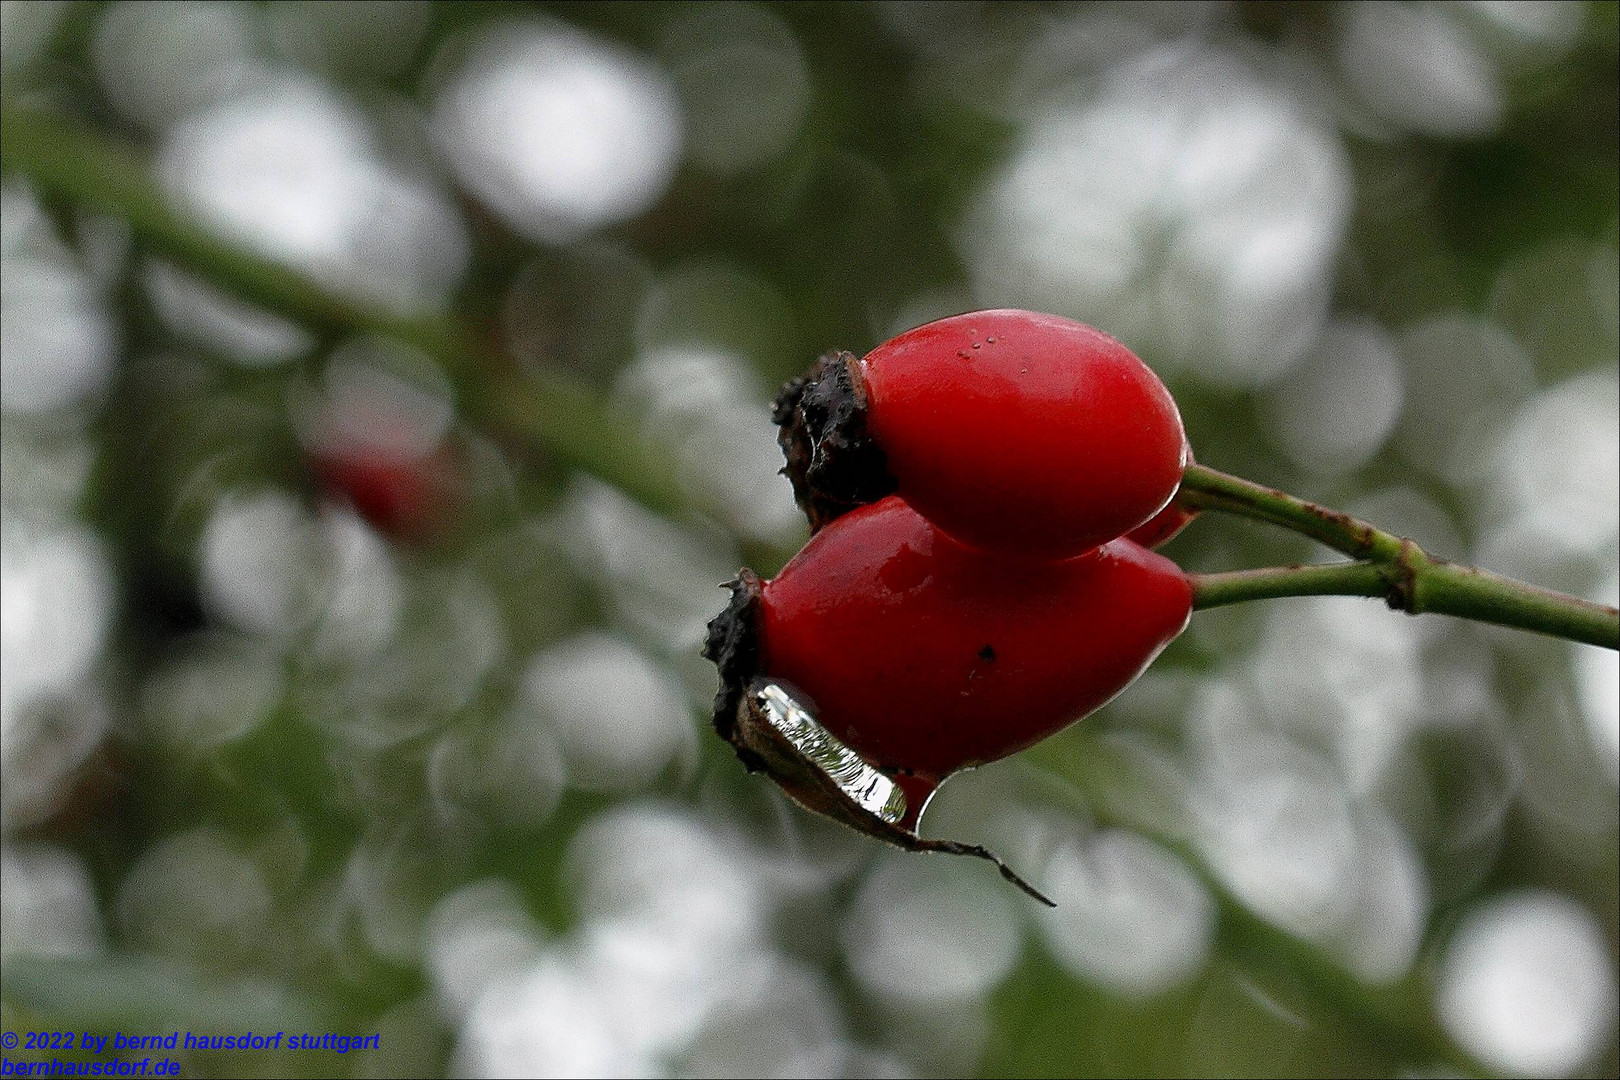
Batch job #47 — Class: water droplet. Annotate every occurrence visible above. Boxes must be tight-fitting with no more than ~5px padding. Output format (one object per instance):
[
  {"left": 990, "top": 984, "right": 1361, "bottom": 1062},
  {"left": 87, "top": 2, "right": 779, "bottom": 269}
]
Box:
[{"left": 755, "top": 684, "right": 907, "bottom": 824}]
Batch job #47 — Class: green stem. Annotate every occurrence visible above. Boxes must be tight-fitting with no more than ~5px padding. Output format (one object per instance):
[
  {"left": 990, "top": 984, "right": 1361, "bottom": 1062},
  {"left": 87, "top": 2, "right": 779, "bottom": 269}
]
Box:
[
  {"left": 1190, "top": 562, "right": 1387, "bottom": 607},
  {"left": 1180, "top": 464, "right": 1400, "bottom": 561},
  {"left": 1181, "top": 465, "right": 1618, "bottom": 650}
]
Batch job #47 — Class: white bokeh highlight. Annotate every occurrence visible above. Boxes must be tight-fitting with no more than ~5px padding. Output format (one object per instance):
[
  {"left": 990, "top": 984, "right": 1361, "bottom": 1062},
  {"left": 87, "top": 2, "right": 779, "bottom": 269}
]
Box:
[
  {"left": 291, "top": 335, "right": 457, "bottom": 465},
  {"left": 92, "top": 0, "right": 261, "bottom": 130},
  {"left": 1395, "top": 313, "right": 1536, "bottom": 486},
  {"left": 661, "top": 2, "right": 809, "bottom": 175},
  {"left": 1267, "top": 318, "right": 1405, "bottom": 475},
  {"left": 145, "top": 260, "right": 312, "bottom": 365},
  {"left": 140, "top": 634, "right": 283, "bottom": 750},
  {"left": 1188, "top": 680, "right": 1430, "bottom": 983},
  {"left": 0, "top": 0, "right": 70, "bottom": 75},
  {"left": 116, "top": 827, "right": 273, "bottom": 961},
  {"left": 1488, "top": 371, "right": 1619, "bottom": 553},
  {"left": 616, "top": 345, "right": 804, "bottom": 544},
  {"left": 1, "top": 843, "right": 104, "bottom": 957},
  {"left": 199, "top": 490, "right": 325, "bottom": 637},
  {"left": 460, "top": 953, "right": 656, "bottom": 1079},
  {"left": 426, "top": 879, "right": 546, "bottom": 1021},
  {"left": 1336, "top": 2, "right": 1503, "bottom": 138},
  {"left": 1467, "top": 0, "right": 1586, "bottom": 48},
  {"left": 455, "top": 804, "right": 799, "bottom": 1076},
  {"left": 522, "top": 634, "right": 694, "bottom": 793},
  {"left": 1438, "top": 890, "right": 1618, "bottom": 1077},
  {"left": 841, "top": 855, "right": 1022, "bottom": 1005},
  {"left": 160, "top": 77, "right": 467, "bottom": 315},
  {"left": 1, "top": 187, "right": 116, "bottom": 415},
  {"left": 963, "top": 46, "right": 1351, "bottom": 385},
  {"left": 1, "top": 517, "right": 113, "bottom": 830},
  {"left": 433, "top": 21, "right": 683, "bottom": 243},
  {"left": 554, "top": 479, "right": 740, "bottom": 653},
  {"left": 1036, "top": 830, "right": 1214, "bottom": 999},
  {"left": 1575, "top": 569, "right": 1619, "bottom": 780}
]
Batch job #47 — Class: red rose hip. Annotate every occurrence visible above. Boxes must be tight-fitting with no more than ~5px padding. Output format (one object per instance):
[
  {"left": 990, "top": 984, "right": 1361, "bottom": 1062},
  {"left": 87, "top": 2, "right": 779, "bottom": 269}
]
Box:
[
  {"left": 760, "top": 495, "right": 1190, "bottom": 776},
  {"left": 1124, "top": 440, "right": 1200, "bottom": 549},
  {"left": 704, "top": 495, "right": 1191, "bottom": 902},
  {"left": 775, "top": 310, "right": 1186, "bottom": 558}
]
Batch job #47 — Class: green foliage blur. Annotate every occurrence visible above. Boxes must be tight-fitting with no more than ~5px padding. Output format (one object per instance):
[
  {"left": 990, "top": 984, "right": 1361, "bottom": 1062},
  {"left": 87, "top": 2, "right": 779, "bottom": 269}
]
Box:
[{"left": 2, "top": 2, "right": 1616, "bottom": 1078}]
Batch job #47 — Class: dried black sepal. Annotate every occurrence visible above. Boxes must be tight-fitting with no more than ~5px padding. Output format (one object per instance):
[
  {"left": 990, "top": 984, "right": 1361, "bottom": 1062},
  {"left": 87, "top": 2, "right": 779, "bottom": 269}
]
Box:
[
  {"left": 701, "top": 569, "right": 767, "bottom": 773},
  {"left": 772, "top": 350, "right": 897, "bottom": 532}
]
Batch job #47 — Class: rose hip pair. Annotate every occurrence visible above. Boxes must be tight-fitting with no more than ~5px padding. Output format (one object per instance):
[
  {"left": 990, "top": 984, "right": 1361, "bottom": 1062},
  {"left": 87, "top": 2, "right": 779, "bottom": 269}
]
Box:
[{"left": 706, "top": 310, "right": 1196, "bottom": 900}]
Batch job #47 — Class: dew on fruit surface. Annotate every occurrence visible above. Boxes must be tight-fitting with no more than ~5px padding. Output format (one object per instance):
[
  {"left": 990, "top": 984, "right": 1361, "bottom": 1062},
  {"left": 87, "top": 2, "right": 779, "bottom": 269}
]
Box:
[{"left": 756, "top": 683, "right": 908, "bottom": 824}]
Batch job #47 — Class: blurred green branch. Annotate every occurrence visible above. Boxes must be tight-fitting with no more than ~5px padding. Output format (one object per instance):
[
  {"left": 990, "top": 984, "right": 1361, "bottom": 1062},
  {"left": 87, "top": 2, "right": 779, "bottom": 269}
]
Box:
[
  {"left": 1, "top": 953, "right": 328, "bottom": 1037},
  {"left": 1182, "top": 464, "right": 1619, "bottom": 649},
  {"left": 1034, "top": 737, "right": 1493, "bottom": 1078},
  {"left": 0, "top": 102, "right": 738, "bottom": 545},
  {"left": 1, "top": 105, "right": 464, "bottom": 361}
]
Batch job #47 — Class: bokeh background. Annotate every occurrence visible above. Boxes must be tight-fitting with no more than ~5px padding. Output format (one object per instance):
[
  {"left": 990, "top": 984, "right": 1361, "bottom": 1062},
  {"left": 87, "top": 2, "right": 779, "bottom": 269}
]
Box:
[{"left": 2, "top": 1, "right": 1617, "bottom": 1077}]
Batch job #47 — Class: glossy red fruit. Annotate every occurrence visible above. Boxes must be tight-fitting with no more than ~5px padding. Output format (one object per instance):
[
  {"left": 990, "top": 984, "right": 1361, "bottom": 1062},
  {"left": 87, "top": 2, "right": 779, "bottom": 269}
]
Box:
[
  {"left": 1124, "top": 441, "right": 1200, "bottom": 549},
  {"left": 707, "top": 494, "right": 1192, "bottom": 796},
  {"left": 775, "top": 310, "right": 1186, "bottom": 558}
]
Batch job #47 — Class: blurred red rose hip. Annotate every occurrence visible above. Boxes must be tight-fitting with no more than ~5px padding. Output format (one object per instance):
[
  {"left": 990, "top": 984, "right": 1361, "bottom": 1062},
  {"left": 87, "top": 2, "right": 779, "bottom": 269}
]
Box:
[{"left": 313, "top": 446, "right": 455, "bottom": 539}]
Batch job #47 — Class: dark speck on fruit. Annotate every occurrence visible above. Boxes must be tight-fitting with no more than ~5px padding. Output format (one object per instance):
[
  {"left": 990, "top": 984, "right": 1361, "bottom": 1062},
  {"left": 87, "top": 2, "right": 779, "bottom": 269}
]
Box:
[{"left": 978, "top": 644, "right": 996, "bottom": 663}]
